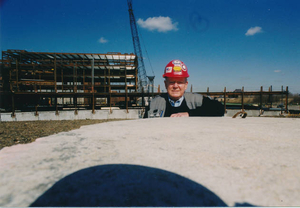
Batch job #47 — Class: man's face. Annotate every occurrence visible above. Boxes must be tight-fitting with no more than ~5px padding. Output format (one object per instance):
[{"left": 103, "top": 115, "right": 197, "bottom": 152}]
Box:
[{"left": 164, "top": 77, "right": 188, "bottom": 101}]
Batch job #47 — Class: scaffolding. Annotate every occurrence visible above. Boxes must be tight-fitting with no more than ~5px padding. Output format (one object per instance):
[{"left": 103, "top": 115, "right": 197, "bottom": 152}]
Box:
[{"left": 0, "top": 50, "right": 139, "bottom": 114}]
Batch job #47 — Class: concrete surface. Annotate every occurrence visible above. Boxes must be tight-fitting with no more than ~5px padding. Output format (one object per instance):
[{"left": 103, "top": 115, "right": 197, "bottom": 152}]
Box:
[
  {"left": 0, "top": 117, "right": 300, "bottom": 206},
  {"left": 224, "top": 109, "right": 286, "bottom": 117},
  {"left": 0, "top": 109, "right": 142, "bottom": 121},
  {"left": 0, "top": 109, "right": 289, "bottom": 122}
]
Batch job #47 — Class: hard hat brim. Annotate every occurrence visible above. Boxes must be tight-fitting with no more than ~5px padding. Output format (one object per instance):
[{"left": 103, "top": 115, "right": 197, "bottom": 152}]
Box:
[{"left": 163, "top": 74, "right": 189, "bottom": 78}]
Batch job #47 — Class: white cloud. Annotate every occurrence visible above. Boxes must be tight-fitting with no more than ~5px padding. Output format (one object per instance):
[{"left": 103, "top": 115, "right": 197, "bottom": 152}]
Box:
[
  {"left": 274, "top": 70, "right": 281, "bottom": 73},
  {"left": 245, "top": 26, "right": 263, "bottom": 36},
  {"left": 137, "top": 16, "right": 178, "bottom": 32},
  {"left": 98, "top": 37, "right": 108, "bottom": 43}
]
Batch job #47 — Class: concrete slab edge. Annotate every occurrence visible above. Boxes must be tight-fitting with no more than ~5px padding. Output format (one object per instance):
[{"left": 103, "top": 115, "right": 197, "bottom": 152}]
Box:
[
  {"left": 0, "top": 109, "right": 289, "bottom": 122},
  {"left": 0, "top": 109, "right": 143, "bottom": 122}
]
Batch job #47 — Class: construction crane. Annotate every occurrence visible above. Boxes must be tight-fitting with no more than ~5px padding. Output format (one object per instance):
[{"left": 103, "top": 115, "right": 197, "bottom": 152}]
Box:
[{"left": 127, "top": 0, "right": 148, "bottom": 92}]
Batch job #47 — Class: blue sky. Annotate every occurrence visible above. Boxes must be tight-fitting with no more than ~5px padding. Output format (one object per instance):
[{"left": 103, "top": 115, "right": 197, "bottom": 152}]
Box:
[{"left": 1, "top": 0, "right": 299, "bottom": 93}]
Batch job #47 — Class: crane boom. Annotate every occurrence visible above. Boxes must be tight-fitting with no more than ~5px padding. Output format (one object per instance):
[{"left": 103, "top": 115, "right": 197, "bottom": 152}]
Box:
[{"left": 127, "top": 0, "right": 148, "bottom": 91}]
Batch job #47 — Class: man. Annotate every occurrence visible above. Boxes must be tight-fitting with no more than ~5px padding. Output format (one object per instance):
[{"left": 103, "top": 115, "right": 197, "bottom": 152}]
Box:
[{"left": 144, "top": 60, "right": 224, "bottom": 118}]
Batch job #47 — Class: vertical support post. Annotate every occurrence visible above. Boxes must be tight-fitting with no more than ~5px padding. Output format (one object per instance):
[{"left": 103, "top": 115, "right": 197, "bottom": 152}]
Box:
[
  {"left": 34, "top": 83, "right": 37, "bottom": 93},
  {"left": 281, "top": 85, "right": 283, "bottom": 115},
  {"left": 158, "top": 85, "right": 160, "bottom": 93},
  {"left": 152, "top": 81, "right": 154, "bottom": 98},
  {"left": 241, "top": 86, "right": 244, "bottom": 111},
  {"left": 125, "top": 88, "right": 128, "bottom": 113},
  {"left": 35, "top": 94, "right": 39, "bottom": 116},
  {"left": 35, "top": 104, "right": 39, "bottom": 116},
  {"left": 92, "top": 93, "right": 95, "bottom": 114},
  {"left": 147, "top": 81, "right": 150, "bottom": 105},
  {"left": 125, "top": 65, "right": 128, "bottom": 113},
  {"left": 16, "top": 59, "right": 19, "bottom": 91},
  {"left": 83, "top": 67, "right": 85, "bottom": 90},
  {"left": 269, "top": 85, "right": 272, "bottom": 108},
  {"left": 108, "top": 67, "right": 112, "bottom": 114},
  {"left": 73, "top": 62, "right": 78, "bottom": 115},
  {"left": 207, "top": 87, "right": 209, "bottom": 97},
  {"left": 147, "top": 76, "right": 155, "bottom": 106},
  {"left": 55, "top": 95, "right": 59, "bottom": 115},
  {"left": 260, "top": 86, "right": 263, "bottom": 111},
  {"left": 91, "top": 58, "right": 95, "bottom": 114},
  {"left": 74, "top": 94, "right": 78, "bottom": 115},
  {"left": 72, "top": 61, "right": 77, "bottom": 93},
  {"left": 54, "top": 55, "right": 58, "bottom": 115},
  {"left": 135, "top": 58, "right": 138, "bottom": 93},
  {"left": 285, "top": 86, "right": 288, "bottom": 113},
  {"left": 11, "top": 93, "right": 15, "bottom": 118},
  {"left": 104, "top": 64, "right": 106, "bottom": 93},
  {"left": 39, "top": 74, "right": 41, "bottom": 92},
  {"left": 54, "top": 55, "right": 57, "bottom": 93},
  {"left": 61, "top": 67, "right": 64, "bottom": 106},
  {"left": 223, "top": 87, "right": 227, "bottom": 114},
  {"left": 190, "top": 84, "right": 193, "bottom": 93},
  {"left": 83, "top": 66, "right": 86, "bottom": 106},
  {"left": 9, "top": 60, "right": 12, "bottom": 82},
  {"left": 142, "top": 87, "right": 145, "bottom": 107}
]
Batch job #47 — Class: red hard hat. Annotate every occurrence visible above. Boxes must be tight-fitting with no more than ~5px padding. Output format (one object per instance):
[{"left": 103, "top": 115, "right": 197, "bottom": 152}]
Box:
[{"left": 163, "top": 60, "right": 189, "bottom": 78}]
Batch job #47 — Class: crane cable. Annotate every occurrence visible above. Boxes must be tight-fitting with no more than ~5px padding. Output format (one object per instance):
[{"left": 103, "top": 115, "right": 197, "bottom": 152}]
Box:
[{"left": 138, "top": 27, "right": 155, "bottom": 76}]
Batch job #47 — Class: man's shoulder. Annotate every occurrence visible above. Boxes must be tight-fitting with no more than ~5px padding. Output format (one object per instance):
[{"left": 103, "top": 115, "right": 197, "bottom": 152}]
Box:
[
  {"left": 152, "top": 93, "right": 168, "bottom": 101},
  {"left": 184, "top": 92, "right": 203, "bottom": 100},
  {"left": 150, "top": 94, "right": 167, "bottom": 106},
  {"left": 184, "top": 92, "right": 204, "bottom": 108}
]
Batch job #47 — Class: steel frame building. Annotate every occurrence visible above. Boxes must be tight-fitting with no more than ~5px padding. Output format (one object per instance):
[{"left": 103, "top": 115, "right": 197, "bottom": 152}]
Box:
[
  {"left": 0, "top": 50, "right": 139, "bottom": 114},
  {"left": 0, "top": 50, "right": 290, "bottom": 116}
]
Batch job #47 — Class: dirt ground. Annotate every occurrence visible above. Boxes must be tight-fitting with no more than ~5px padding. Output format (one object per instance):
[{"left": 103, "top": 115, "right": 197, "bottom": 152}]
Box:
[{"left": 0, "top": 119, "right": 123, "bottom": 150}]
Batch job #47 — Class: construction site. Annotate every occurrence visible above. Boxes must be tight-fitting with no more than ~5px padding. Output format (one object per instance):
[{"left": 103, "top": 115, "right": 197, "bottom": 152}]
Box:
[
  {"left": 0, "top": 48, "right": 296, "bottom": 121},
  {"left": 0, "top": 49, "right": 140, "bottom": 111},
  {"left": 1, "top": 1, "right": 300, "bottom": 207},
  {"left": 0, "top": 0, "right": 153, "bottom": 119},
  {"left": 0, "top": 0, "right": 297, "bottom": 120}
]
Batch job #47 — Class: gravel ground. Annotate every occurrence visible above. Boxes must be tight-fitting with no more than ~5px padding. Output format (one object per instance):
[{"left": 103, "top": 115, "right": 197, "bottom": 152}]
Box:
[{"left": 0, "top": 119, "right": 123, "bottom": 150}]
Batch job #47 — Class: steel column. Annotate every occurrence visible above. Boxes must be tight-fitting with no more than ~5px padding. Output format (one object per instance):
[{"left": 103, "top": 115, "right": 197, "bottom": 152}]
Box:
[
  {"left": 91, "top": 58, "right": 95, "bottom": 114},
  {"left": 260, "top": 86, "right": 263, "bottom": 111},
  {"left": 54, "top": 55, "right": 57, "bottom": 93},
  {"left": 35, "top": 104, "right": 39, "bottom": 116},
  {"left": 61, "top": 67, "right": 64, "bottom": 105},
  {"left": 241, "top": 86, "right": 244, "bottom": 111},
  {"left": 281, "top": 86, "right": 283, "bottom": 115},
  {"left": 125, "top": 64, "right": 128, "bottom": 113},
  {"left": 55, "top": 95, "right": 59, "bottom": 115},
  {"left": 269, "top": 85, "right": 272, "bottom": 108},
  {"left": 223, "top": 87, "right": 227, "bottom": 113},
  {"left": 285, "top": 86, "right": 288, "bottom": 113},
  {"left": 11, "top": 93, "right": 15, "bottom": 118},
  {"left": 142, "top": 87, "right": 145, "bottom": 107},
  {"left": 16, "top": 59, "right": 19, "bottom": 91},
  {"left": 109, "top": 67, "right": 112, "bottom": 114}
]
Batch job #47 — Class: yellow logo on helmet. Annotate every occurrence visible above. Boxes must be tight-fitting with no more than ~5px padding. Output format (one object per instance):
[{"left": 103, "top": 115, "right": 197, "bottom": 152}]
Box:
[{"left": 173, "top": 66, "right": 182, "bottom": 72}]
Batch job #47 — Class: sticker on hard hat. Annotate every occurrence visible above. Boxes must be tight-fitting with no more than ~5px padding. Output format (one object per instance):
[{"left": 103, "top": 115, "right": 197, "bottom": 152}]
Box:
[
  {"left": 173, "top": 66, "right": 182, "bottom": 72},
  {"left": 166, "top": 67, "right": 172, "bottom": 73},
  {"left": 174, "top": 71, "right": 182, "bottom": 75},
  {"left": 182, "top": 65, "right": 187, "bottom": 71},
  {"left": 172, "top": 60, "right": 182, "bottom": 64}
]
